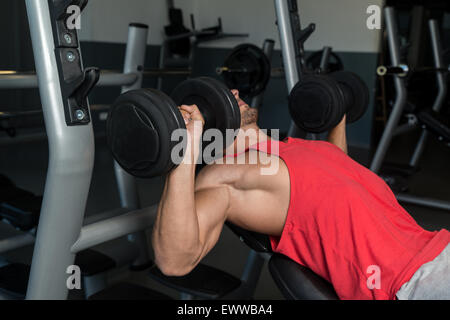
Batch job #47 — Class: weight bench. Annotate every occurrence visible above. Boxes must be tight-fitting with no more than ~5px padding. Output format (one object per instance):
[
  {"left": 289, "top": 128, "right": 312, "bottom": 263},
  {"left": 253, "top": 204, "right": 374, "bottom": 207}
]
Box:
[{"left": 226, "top": 223, "right": 339, "bottom": 300}]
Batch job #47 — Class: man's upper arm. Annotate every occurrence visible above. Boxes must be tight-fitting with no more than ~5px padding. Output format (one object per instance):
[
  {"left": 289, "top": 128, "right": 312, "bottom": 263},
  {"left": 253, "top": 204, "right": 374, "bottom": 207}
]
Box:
[
  {"left": 192, "top": 166, "right": 232, "bottom": 262},
  {"left": 191, "top": 153, "right": 289, "bottom": 263}
]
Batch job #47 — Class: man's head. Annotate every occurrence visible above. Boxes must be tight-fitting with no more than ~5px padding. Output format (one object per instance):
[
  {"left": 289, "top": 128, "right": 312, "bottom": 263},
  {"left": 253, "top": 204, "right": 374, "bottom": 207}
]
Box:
[{"left": 231, "top": 89, "right": 258, "bottom": 127}]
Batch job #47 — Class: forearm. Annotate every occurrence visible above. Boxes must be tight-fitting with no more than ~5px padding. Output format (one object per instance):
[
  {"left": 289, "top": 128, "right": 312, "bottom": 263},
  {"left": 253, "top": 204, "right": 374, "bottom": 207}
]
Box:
[
  {"left": 327, "top": 115, "right": 348, "bottom": 154},
  {"left": 152, "top": 120, "right": 204, "bottom": 273},
  {"left": 152, "top": 160, "right": 201, "bottom": 273}
]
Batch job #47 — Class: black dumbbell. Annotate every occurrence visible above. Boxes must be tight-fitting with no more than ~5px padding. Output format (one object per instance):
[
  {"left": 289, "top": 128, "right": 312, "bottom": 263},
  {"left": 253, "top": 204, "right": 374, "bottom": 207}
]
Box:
[
  {"left": 288, "top": 71, "right": 369, "bottom": 133},
  {"left": 106, "top": 77, "right": 241, "bottom": 178}
]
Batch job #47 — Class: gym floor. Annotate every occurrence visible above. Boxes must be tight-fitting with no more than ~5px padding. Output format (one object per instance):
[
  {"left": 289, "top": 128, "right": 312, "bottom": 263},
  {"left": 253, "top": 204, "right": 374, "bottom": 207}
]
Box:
[{"left": 0, "top": 125, "right": 449, "bottom": 299}]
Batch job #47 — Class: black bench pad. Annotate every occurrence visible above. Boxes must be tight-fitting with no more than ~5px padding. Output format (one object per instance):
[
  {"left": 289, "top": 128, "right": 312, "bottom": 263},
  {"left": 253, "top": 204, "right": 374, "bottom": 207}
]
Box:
[
  {"left": 226, "top": 222, "right": 272, "bottom": 253},
  {"left": 89, "top": 283, "right": 172, "bottom": 300},
  {"left": 148, "top": 263, "right": 241, "bottom": 299},
  {"left": 269, "top": 254, "right": 338, "bottom": 300}
]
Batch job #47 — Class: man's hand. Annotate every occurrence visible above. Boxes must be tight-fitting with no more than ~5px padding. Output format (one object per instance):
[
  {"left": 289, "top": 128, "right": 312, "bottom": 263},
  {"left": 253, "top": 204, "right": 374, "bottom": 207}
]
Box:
[
  {"left": 178, "top": 104, "right": 205, "bottom": 165},
  {"left": 327, "top": 114, "right": 348, "bottom": 154},
  {"left": 179, "top": 104, "right": 205, "bottom": 132}
]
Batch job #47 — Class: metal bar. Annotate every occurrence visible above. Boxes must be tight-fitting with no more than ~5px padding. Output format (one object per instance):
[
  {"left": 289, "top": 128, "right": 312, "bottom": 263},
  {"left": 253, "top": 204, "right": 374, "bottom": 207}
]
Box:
[
  {"left": 116, "top": 23, "right": 151, "bottom": 268},
  {"left": 409, "top": 19, "right": 448, "bottom": 167},
  {"left": 71, "top": 205, "right": 157, "bottom": 253},
  {"left": 0, "top": 72, "right": 138, "bottom": 89},
  {"left": 0, "top": 110, "right": 42, "bottom": 119},
  {"left": 407, "top": 6, "right": 425, "bottom": 69},
  {"left": 143, "top": 68, "right": 192, "bottom": 76},
  {"left": 274, "top": 0, "right": 303, "bottom": 138},
  {"left": 0, "top": 74, "right": 38, "bottom": 89},
  {"left": 0, "top": 132, "right": 47, "bottom": 146},
  {"left": 0, "top": 207, "right": 130, "bottom": 256},
  {"left": 97, "top": 72, "right": 138, "bottom": 87},
  {"left": 0, "top": 233, "right": 35, "bottom": 254},
  {"left": 251, "top": 39, "right": 275, "bottom": 109},
  {"left": 397, "top": 194, "right": 450, "bottom": 211},
  {"left": 83, "top": 207, "right": 131, "bottom": 225},
  {"left": 169, "top": 31, "right": 248, "bottom": 42},
  {"left": 319, "top": 46, "right": 332, "bottom": 72},
  {"left": 25, "top": 0, "right": 95, "bottom": 299},
  {"left": 370, "top": 7, "right": 408, "bottom": 173}
]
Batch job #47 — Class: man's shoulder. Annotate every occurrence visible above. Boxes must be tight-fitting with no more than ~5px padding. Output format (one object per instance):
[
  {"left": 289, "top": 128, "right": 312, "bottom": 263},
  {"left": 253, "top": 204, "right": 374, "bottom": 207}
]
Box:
[
  {"left": 196, "top": 150, "right": 286, "bottom": 191},
  {"left": 197, "top": 160, "right": 248, "bottom": 186}
]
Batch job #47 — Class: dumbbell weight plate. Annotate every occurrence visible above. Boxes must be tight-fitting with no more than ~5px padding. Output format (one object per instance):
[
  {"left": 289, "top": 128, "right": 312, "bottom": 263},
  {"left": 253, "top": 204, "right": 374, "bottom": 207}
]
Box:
[
  {"left": 221, "top": 44, "right": 271, "bottom": 98},
  {"left": 171, "top": 77, "right": 241, "bottom": 148},
  {"left": 106, "top": 88, "right": 186, "bottom": 178},
  {"left": 329, "top": 71, "right": 369, "bottom": 124},
  {"left": 202, "top": 77, "right": 242, "bottom": 131},
  {"left": 288, "top": 74, "right": 345, "bottom": 133}
]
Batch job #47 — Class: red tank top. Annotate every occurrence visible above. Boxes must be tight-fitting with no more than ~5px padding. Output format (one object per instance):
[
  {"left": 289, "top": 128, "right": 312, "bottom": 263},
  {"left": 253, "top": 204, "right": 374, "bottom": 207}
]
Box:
[{"left": 246, "top": 137, "right": 450, "bottom": 300}]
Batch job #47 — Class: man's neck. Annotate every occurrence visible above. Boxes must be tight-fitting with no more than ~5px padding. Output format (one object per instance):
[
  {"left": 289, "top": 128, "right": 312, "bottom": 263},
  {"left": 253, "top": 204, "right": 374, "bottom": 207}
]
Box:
[{"left": 226, "top": 123, "right": 270, "bottom": 155}]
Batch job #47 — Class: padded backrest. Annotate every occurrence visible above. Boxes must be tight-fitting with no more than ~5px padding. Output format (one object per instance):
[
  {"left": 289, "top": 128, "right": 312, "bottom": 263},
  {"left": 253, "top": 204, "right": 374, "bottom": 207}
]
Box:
[
  {"left": 226, "top": 222, "right": 273, "bottom": 253},
  {"left": 269, "top": 254, "right": 339, "bottom": 300},
  {"left": 226, "top": 223, "right": 339, "bottom": 300}
]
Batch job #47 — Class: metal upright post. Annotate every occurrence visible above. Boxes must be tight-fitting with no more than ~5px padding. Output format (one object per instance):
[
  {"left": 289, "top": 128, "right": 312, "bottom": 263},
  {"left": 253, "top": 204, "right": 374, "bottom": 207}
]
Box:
[
  {"left": 409, "top": 19, "right": 447, "bottom": 167},
  {"left": 114, "top": 23, "right": 148, "bottom": 211},
  {"left": 274, "top": 0, "right": 306, "bottom": 138},
  {"left": 25, "top": 0, "right": 95, "bottom": 299},
  {"left": 114, "top": 23, "right": 152, "bottom": 268},
  {"left": 370, "top": 7, "right": 408, "bottom": 173},
  {"left": 251, "top": 39, "right": 275, "bottom": 109},
  {"left": 427, "top": 20, "right": 447, "bottom": 112},
  {"left": 274, "top": 0, "right": 299, "bottom": 93}
]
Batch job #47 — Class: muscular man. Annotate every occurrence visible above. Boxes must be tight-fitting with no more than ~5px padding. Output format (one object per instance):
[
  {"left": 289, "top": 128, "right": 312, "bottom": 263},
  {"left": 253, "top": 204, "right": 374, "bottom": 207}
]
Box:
[{"left": 152, "top": 90, "right": 450, "bottom": 300}]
